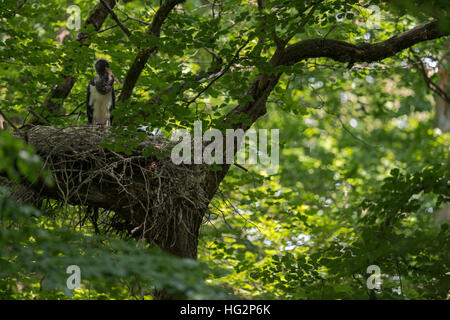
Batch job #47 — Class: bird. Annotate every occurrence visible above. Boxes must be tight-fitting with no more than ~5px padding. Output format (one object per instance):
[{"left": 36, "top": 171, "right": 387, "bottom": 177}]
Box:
[{"left": 86, "top": 59, "right": 119, "bottom": 126}]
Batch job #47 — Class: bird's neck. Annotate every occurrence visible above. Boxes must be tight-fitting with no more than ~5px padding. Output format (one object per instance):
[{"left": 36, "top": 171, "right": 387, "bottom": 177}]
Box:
[
  {"left": 98, "top": 72, "right": 108, "bottom": 79},
  {"left": 95, "top": 72, "right": 113, "bottom": 94}
]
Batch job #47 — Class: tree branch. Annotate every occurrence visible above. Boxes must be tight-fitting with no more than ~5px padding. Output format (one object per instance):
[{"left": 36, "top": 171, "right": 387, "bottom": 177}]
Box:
[
  {"left": 99, "top": 0, "right": 131, "bottom": 37},
  {"left": 118, "top": 0, "right": 186, "bottom": 102},
  {"left": 279, "top": 21, "right": 448, "bottom": 67}
]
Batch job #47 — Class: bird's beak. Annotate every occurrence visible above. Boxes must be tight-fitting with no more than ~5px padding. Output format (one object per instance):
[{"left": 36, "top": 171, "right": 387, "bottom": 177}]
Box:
[{"left": 106, "top": 67, "right": 120, "bottom": 84}]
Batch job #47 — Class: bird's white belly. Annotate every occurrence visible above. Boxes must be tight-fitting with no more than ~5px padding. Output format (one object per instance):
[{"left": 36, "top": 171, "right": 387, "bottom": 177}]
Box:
[{"left": 90, "top": 85, "right": 112, "bottom": 125}]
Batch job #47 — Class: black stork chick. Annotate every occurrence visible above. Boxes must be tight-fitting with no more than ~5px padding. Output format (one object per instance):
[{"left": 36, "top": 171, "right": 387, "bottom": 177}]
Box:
[{"left": 86, "top": 59, "right": 119, "bottom": 126}]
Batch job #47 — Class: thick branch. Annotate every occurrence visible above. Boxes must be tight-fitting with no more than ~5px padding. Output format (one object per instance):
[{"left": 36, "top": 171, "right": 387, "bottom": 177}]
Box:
[{"left": 279, "top": 21, "right": 448, "bottom": 66}]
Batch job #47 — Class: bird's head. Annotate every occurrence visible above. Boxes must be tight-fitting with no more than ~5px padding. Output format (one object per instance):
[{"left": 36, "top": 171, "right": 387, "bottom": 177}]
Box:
[{"left": 94, "top": 59, "right": 120, "bottom": 84}]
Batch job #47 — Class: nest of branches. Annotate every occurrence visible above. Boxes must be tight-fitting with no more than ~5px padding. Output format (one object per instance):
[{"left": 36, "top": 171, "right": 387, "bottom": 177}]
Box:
[{"left": 14, "top": 125, "right": 209, "bottom": 248}]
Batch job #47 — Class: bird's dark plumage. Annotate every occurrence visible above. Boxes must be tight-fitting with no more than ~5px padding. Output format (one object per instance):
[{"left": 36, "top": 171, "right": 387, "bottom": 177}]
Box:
[{"left": 86, "top": 59, "right": 117, "bottom": 126}]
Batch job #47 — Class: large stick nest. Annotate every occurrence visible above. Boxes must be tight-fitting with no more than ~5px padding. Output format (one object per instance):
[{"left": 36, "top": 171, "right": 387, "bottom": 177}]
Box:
[{"left": 15, "top": 125, "right": 209, "bottom": 247}]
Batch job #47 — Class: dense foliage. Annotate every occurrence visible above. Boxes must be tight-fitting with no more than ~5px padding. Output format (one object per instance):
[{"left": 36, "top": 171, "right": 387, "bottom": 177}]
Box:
[{"left": 0, "top": 0, "right": 449, "bottom": 299}]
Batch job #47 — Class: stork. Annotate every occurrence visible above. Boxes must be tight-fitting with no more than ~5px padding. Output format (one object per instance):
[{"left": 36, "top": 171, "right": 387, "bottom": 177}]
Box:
[{"left": 86, "top": 59, "right": 119, "bottom": 126}]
